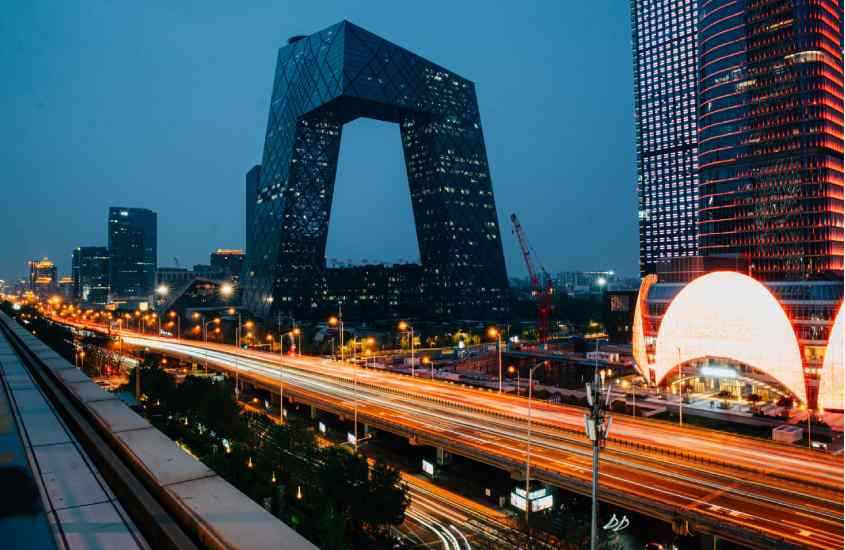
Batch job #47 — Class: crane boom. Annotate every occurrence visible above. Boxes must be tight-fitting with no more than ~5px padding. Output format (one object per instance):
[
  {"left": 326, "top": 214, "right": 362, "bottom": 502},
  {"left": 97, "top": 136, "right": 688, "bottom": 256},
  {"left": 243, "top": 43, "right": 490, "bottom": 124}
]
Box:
[
  {"left": 510, "top": 213, "right": 554, "bottom": 344},
  {"left": 511, "top": 213, "right": 540, "bottom": 290}
]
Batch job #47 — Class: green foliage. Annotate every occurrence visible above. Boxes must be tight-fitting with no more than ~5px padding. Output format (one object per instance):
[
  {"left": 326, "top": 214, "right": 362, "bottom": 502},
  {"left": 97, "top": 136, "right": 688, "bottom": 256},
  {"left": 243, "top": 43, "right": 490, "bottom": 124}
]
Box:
[{"left": 132, "top": 373, "right": 408, "bottom": 550}]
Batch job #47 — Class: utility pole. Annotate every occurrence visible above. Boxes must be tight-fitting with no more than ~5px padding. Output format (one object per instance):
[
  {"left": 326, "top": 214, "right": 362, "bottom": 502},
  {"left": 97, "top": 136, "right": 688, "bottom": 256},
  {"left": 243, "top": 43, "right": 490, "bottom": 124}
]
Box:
[{"left": 584, "top": 347, "right": 612, "bottom": 550}]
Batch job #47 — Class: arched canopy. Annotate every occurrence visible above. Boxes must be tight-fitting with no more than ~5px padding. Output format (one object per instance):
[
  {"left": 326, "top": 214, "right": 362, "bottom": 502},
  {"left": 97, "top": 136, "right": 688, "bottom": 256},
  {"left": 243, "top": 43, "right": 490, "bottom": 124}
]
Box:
[
  {"left": 819, "top": 303, "right": 844, "bottom": 412},
  {"left": 654, "top": 271, "right": 806, "bottom": 404},
  {"left": 632, "top": 274, "right": 657, "bottom": 379}
]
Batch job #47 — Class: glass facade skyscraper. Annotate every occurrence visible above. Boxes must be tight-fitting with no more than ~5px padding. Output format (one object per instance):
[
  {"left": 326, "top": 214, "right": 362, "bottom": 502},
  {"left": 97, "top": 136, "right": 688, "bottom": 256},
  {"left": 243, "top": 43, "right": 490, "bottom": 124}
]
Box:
[
  {"left": 698, "top": 0, "right": 844, "bottom": 281},
  {"left": 631, "top": 0, "right": 700, "bottom": 276},
  {"left": 108, "top": 207, "right": 157, "bottom": 300},
  {"left": 244, "top": 21, "right": 508, "bottom": 320},
  {"left": 72, "top": 246, "right": 110, "bottom": 304}
]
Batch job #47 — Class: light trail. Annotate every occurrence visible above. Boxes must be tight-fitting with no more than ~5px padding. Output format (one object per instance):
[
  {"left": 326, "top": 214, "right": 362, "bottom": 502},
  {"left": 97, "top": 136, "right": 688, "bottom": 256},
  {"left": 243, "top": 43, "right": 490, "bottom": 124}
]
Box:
[{"left": 67, "top": 323, "right": 844, "bottom": 549}]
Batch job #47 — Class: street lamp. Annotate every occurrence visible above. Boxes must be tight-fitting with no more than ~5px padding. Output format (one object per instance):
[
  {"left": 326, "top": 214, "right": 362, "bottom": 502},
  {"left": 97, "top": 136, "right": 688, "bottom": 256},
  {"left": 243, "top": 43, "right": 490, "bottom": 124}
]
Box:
[
  {"left": 269, "top": 333, "right": 286, "bottom": 425},
  {"left": 155, "top": 284, "right": 169, "bottom": 311},
  {"left": 525, "top": 360, "right": 548, "bottom": 524},
  {"left": 421, "top": 356, "right": 433, "bottom": 380},
  {"left": 203, "top": 317, "right": 221, "bottom": 374},
  {"left": 292, "top": 327, "right": 301, "bottom": 356},
  {"left": 168, "top": 311, "right": 180, "bottom": 339},
  {"left": 398, "top": 321, "right": 415, "bottom": 377},
  {"left": 220, "top": 283, "right": 234, "bottom": 299},
  {"left": 508, "top": 365, "right": 520, "bottom": 397},
  {"left": 675, "top": 345, "right": 684, "bottom": 427},
  {"left": 488, "top": 327, "right": 503, "bottom": 393},
  {"left": 621, "top": 379, "right": 637, "bottom": 417},
  {"left": 329, "top": 310, "right": 344, "bottom": 362}
]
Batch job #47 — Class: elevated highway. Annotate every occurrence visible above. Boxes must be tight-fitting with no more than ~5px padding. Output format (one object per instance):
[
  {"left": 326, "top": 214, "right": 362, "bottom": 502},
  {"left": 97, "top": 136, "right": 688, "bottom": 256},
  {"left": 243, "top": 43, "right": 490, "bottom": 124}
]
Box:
[{"left": 107, "top": 329, "right": 844, "bottom": 550}]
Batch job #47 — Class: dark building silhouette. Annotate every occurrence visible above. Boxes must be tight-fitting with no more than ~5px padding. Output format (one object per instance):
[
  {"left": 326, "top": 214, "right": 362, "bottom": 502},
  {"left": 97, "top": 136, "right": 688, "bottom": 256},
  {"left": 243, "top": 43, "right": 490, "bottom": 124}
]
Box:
[
  {"left": 630, "top": 0, "right": 700, "bottom": 275},
  {"left": 243, "top": 21, "right": 508, "bottom": 320},
  {"left": 322, "top": 263, "right": 424, "bottom": 320},
  {"left": 108, "top": 207, "right": 157, "bottom": 301},
  {"left": 72, "top": 246, "right": 110, "bottom": 304},
  {"left": 602, "top": 289, "right": 638, "bottom": 344},
  {"left": 698, "top": 0, "right": 843, "bottom": 280},
  {"left": 245, "top": 165, "right": 261, "bottom": 267},
  {"left": 210, "top": 249, "right": 245, "bottom": 282}
]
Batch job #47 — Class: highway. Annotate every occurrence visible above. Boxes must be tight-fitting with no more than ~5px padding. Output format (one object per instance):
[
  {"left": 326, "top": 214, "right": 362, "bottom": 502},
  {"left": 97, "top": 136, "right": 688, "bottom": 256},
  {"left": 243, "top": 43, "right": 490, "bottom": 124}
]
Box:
[{"left": 66, "top": 321, "right": 844, "bottom": 549}]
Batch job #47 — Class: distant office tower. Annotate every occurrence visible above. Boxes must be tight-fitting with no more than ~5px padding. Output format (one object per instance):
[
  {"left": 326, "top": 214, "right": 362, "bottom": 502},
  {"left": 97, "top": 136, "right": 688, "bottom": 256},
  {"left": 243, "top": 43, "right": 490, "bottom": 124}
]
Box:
[
  {"left": 244, "top": 21, "right": 508, "bottom": 320},
  {"left": 28, "top": 257, "right": 58, "bottom": 297},
  {"left": 698, "top": 0, "right": 844, "bottom": 280},
  {"left": 630, "top": 0, "right": 700, "bottom": 276},
  {"left": 72, "top": 246, "right": 110, "bottom": 304},
  {"left": 108, "top": 207, "right": 157, "bottom": 300},
  {"left": 210, "top": 249, "right": 245, "bottom": 282},
  {"left": 58, "top": 276, "right": 74, "bottom": 300},
  {"left": 245, "top": 165, "right": 260, "bottom": 267}
]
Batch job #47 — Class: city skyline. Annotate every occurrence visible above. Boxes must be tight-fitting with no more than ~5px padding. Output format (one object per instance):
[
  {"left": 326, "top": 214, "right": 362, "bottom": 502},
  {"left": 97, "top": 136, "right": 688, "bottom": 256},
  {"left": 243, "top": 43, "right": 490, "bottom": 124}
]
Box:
[{"left": 0, "top": 2, "right": 636, "bottom": 282}]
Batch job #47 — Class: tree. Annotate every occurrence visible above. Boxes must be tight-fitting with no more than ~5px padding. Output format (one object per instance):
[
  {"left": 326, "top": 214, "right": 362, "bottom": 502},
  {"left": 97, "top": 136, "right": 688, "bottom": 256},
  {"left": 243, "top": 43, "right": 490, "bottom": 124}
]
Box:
[
  {"left": 366, "top": 460, "right": 409, "bottom": 527},
  {"left": 122, "top": 364, "right": 176, "bottom": 408}
]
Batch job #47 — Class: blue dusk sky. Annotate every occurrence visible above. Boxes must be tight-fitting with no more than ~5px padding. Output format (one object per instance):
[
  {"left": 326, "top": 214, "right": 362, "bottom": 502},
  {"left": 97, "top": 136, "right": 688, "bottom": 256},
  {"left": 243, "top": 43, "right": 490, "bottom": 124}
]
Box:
[{"left": 0, "top": 1, "right": 636, "bottom": 281}]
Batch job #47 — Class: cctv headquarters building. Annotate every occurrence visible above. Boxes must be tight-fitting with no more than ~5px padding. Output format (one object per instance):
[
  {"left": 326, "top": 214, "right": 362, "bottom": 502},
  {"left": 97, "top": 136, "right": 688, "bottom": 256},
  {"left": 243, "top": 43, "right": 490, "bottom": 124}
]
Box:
[{"left": 243, "top": 21, "right": 509, "bottom": 321}]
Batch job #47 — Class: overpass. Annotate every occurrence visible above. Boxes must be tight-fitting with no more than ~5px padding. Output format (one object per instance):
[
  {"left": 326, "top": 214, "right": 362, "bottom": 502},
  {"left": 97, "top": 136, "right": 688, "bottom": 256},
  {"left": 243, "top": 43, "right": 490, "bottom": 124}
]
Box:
[
  {"left": 105, "top": 330, "right": 845, "bottom": 549},
  {"left": 46, "top": 314, "right": 844, "bottom": 549}
]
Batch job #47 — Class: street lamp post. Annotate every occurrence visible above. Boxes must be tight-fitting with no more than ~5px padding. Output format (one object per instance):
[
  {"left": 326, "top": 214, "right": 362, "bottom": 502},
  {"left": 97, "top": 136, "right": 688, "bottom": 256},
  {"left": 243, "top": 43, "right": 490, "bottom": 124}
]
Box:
[
  {"left": 293, "top": 326, "right": 301, "bottom": 356},
  {"left": 488, "top": 327, "right": 503, "bottom": 393},
  {"left": 675, "top": 345, "right": 684, "bottom": 427},
  {"left": 399, "top": 321, "right": 415, "bottom": 377},
  {"left": 329, "top": 308, "right": 344, "bottom": 362},
  {"left": 807, "top": 406, "right": 813, "bottom": 450},
  {"left": 168, "top": 311, "right": 180, "bottom": 339},
  {"left": 278, "top": 333, "right": 285, "bottom": 425},
  {"left": 632, "top": 379, "right": 637, "bottom": 417},
  {"left": 508, "top": 365, "right": 520, "bottom": 397},
  {"left": 621, "top": 379, "right": 637, "bottom": 417},
  {"left": 353, "top": 361, "right": 358, "bottom": 452},
  {"left": 525, "top": 360, "right": 547, "bottom": 524},
  {"left": 235, "top": 317, "right": 253, "bottom": 397},
  {"left": 203, "top": 317, "right": 220, "bottom": 374}
]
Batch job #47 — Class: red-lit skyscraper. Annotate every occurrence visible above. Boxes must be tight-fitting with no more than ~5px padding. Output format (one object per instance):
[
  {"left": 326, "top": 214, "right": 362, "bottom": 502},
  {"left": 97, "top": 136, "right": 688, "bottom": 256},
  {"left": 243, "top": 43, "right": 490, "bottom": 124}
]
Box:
[{"left": 698, "top": 0, "right": 844, "bottom": 280}]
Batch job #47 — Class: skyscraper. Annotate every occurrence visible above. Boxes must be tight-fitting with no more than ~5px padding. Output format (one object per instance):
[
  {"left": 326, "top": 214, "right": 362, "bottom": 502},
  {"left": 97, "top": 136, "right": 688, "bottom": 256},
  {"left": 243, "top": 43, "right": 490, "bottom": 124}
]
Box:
[
  {"left": 243, "top": 21, "right": 508, "bottom": 320},
  {"left": 698, "top": 0, "right": 844, "bottom": 280},
  {"left": 72, "top": 246, "right": 110, "bottom": 304},
  {"left": 108, "top": 207, "right": 157, "bottom": 301},
  {"left": 630, "top": 0, "right": 700, "bottom": 276}
]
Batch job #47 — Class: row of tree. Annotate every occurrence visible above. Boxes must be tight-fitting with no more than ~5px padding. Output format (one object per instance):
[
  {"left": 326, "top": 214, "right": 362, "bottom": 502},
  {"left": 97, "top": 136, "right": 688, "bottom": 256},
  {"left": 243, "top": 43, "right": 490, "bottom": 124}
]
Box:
[{"left": 124, "top": 362, "right": 410, "bottom": 549}]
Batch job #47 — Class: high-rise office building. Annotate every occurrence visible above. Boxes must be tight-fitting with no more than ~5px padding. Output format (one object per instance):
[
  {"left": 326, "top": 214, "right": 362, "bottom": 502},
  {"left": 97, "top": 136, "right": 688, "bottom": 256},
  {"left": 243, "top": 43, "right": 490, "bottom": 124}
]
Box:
[
  {"left": 698, "top": 0, "right": 844, "bottom": 280},
  {"left": 245, "top": 165, "right": 260, "bottom": 268},
  {"left": 630, "top": 0, "right": 700, "bottom": 276},
  {"left": 72, "top": 246, "right": 110, "bottom": 304},
  {"left": 244, "top": 21, "right": 508, "bottom": 320},
  {"left": 108, "top": 207, "right": 157, "bottom": 301},
  {"left": 28, "top": 257, "right": 58, "bottom": 297}
]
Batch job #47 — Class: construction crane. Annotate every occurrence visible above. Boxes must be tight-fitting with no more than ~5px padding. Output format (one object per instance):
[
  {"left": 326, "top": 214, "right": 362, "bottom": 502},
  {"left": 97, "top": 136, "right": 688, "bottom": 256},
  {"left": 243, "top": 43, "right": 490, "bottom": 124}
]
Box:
[{"left": 510, "top": 213, "right": 554, "bottom": 344}]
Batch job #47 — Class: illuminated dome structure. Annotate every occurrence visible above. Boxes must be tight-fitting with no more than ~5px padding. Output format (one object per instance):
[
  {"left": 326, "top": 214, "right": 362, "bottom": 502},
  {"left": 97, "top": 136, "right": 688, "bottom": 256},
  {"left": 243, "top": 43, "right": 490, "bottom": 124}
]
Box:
[
  {"left": 819, "top": 303, "right": 844, "bottom": 412},
  {"left": 631, "top": 274, "right": 656, "bottom": 379},
  {"left": 653, "top": 272, "right": 806, "bottom": 404}
]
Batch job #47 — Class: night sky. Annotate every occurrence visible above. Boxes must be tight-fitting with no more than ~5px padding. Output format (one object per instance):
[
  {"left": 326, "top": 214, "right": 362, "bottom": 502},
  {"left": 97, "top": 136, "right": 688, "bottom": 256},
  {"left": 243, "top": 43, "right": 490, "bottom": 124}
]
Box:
[{"left": 0, "top": 1, "right": 636, "bottom": 282}]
